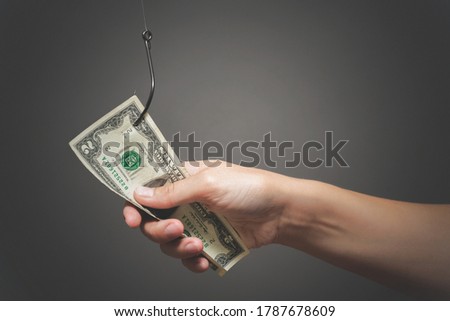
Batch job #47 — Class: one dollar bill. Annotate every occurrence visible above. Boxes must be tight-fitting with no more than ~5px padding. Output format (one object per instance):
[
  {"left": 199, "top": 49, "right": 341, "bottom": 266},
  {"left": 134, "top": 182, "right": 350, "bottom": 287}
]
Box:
[{"left": 69, "top": 96, "right": 248, "bottom": 275}]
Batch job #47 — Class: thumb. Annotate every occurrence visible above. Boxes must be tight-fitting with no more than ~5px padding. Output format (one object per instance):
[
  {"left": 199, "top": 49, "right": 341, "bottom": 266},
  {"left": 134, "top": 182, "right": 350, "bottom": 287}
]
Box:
[{"left": 134, "top": 175, "right": 205, "bottom": 209}]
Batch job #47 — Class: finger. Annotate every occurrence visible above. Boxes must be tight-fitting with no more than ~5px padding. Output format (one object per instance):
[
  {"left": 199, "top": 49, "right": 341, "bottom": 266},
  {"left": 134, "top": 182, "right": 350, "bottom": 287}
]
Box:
[
  {"left": 134, "top": 174, "right": 206, "bottom": 209},
  {"left": 182, "top": 256, "right": 210, "bottom": 273},
  {"left": 123, "top": 202, "right": 142, "bottom": 228},
  {"left": 160, "top": 237, "right": 203, "bottom": 259},
  {"left": 140, "top": 218, "right": 184, "bottom": 243}
]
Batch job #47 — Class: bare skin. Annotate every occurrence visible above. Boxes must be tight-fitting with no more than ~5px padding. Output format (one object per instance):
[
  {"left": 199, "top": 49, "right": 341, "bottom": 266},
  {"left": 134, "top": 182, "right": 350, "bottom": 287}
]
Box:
[{"left": 123, "top": 161, "right": 450, "bottom": 298}]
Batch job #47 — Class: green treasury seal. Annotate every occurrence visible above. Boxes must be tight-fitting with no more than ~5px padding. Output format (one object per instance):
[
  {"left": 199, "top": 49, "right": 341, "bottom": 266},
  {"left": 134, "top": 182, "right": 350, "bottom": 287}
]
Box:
[{"left": 121, "top": 150, "right": 141, "bottom": 171}]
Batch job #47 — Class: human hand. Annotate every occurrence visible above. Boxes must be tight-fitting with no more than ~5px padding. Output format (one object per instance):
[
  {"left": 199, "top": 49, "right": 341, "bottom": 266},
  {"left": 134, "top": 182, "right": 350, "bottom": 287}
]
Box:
[
  {"left": 123, "top": 161, "right": 288, "bottom": 273},
  {"left": 124, "top": 160, "right": 450, "bottom": 296}
]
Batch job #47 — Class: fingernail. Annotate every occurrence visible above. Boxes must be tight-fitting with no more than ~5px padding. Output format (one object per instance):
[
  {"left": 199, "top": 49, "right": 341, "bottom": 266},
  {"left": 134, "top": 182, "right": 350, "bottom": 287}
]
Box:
[
  {"left": 185, "top": 242, "right": 199, "bottom": 253},
  {"left": 165, "top": 223, "right": 179, "bottom": 238},
  {"left": 135, "top": 186, "right": 154, "bottom": 197}
]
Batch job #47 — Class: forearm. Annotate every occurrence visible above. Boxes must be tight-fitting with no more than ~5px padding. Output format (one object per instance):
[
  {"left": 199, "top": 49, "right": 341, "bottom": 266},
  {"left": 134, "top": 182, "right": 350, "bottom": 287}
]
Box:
[{"left": 276, "top": 178, "right": 450, "bottom": 296}]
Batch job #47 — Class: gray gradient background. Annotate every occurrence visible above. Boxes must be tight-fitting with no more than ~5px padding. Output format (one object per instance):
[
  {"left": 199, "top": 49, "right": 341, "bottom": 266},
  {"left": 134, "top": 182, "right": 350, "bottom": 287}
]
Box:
[{"left": 1, "top": 0, "right": 449, "bottom": 300}]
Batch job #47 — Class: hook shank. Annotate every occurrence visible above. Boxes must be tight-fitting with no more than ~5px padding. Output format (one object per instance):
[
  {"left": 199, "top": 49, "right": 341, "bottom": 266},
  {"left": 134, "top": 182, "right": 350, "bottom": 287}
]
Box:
[{"left": 134, "top": 29, "right": 156, "bottom": 126}]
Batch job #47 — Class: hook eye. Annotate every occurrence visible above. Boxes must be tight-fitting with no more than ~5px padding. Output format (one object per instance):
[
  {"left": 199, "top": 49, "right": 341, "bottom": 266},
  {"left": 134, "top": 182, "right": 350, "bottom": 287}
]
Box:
[{"left": 142, "top": 30, "right": 152, "bottom": 42}]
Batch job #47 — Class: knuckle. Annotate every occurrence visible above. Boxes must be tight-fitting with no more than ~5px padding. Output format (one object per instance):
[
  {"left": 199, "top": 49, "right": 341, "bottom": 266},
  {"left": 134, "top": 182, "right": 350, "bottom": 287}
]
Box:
[
  {"left": 155, "top": 182, "right": 176, "bottom": 205},
  {"left": 160, "top": 242, "right": 181, "bottom": 258},
  {"left": 200, "top": 171, "right": 218, "bottom": 190},
  {"left": 141, "top": 222, "right": 161, "bottom": 243},
  {"left": 155, "top": 183, "right": 171, "bottom": 198},
  {"left": 181, "top": 258, "right": 190, "bottom": 269}
]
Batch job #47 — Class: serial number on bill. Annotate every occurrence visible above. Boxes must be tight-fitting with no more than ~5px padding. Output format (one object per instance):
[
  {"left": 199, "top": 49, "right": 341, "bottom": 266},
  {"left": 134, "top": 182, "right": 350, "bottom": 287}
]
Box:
[{"left": 254, "top": 306, "right": 335, "bottom": 317}]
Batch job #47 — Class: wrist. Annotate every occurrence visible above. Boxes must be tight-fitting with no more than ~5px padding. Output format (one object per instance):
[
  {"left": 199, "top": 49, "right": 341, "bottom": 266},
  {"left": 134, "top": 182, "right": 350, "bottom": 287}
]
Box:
[{"left": 275, "top": 178, "right": 332, "bottom": 249}]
